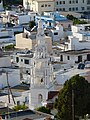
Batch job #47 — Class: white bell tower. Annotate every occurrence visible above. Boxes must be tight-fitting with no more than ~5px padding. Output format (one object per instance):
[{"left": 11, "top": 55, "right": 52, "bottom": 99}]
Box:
[{"left": 29, "top": 20, "right": 55, "bottom": 109}]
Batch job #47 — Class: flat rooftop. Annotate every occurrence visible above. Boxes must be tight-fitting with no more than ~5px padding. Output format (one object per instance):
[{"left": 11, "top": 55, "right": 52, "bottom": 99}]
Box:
[
  {"left": 61, "top": 49, "right": 90, "bottom": 55},
  {"left": 11, "top": 84, "right": 30, "bottom": 92},
  {"left": 1, "top": 110, "right": 53, "bottom": 120},
  {"left": 76, "top": 24, "right": 90, "bottom": 27},
  {"left": 0, "top": 107, "right": 13, "bottom": 114}
]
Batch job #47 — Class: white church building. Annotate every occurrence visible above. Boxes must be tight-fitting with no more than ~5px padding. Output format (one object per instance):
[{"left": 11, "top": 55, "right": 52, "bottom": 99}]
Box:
[{"left": 29, "top": 20, "right": 55, "bottom": 109}]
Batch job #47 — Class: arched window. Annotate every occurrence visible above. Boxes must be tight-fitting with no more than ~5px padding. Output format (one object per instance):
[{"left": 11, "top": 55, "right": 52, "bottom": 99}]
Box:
[
  {"left": 38, "top": 94, "right": 43, "bottom": 103},
  {"left": 41, "top": 78, "right": 43, "bottom": 83}
]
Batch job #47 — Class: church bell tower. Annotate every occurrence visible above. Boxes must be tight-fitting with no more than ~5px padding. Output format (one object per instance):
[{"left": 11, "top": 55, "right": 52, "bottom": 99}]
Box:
[{"left": 29, "top": 20, "right": 55, "bottom": 109}]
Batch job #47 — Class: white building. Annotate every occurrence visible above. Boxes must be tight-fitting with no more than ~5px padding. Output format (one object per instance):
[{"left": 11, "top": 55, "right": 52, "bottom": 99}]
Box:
[
  {"left": 12, "top": 51, "right": 34, "bottom": 83},
  {"left": 57, "top": 24, "right": 90, "bottom": 51},
  {"left": 52, "top": 46, "right": 90, "bottom": 67},
  {"left": 5, "top": 10, "right": 37, "bottom": 25},
  {"left": 71, "top": 24, "right": 90, "bottom": 41},
  {"left": 23, "top": 0, "right": 90, "bottom": 13},
  {"left": 48, "top": 24, "right": 64, "bottom": 42},
  {"left": 0, "top": 27, "right": 15, "bottom": 47},
  {"left": 0, "top": 54, "right": 11, "bottom": 68},
  {"left": 0, "top": 50, "right": 20, "bottom": 89},
  {"left": 1, "top": 85, "right": 30, "bottom": 106},
  {"left": 36, "top": 12, "right": 73, "bottom": 29},
  {"left": 55, "top": 0, "right": 90, "bottom": 12},
  {"left": 59, "top": 49, "right": 90, "bottom": 65},
  {"left": 23, "top": 0, "right": 54, "bottom": 14},
  {"left": 55, "top": 65, "right": 90, "bottom": 85},
  {"left": 66, "top": 24, "right": 90, "bottom": 51},
  {"left": 0, "top": 68, "right": 20, "bottom": 89},
  {"left": 29, "top": 20, "right": 55, "bottom": 109}
]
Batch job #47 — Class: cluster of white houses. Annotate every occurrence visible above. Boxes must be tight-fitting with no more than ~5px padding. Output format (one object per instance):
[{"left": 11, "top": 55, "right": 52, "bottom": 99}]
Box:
[
  {"left": 0, "top": 20, "right": 90, "bottom": 110},
  {"left": 0, "top": 0, "right": 90, "bottom": 116},
  {"left": 4, "top": 21, "right": 90, "bottom": 109}
]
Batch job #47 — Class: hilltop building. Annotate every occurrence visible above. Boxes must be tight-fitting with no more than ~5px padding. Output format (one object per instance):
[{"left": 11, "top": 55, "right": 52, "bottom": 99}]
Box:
[
  {"left": 23, "top": 0, "right": 90, "bottom": 13},
  {"left": 23, "top": 0, "right": 54, "bottom": 14}
]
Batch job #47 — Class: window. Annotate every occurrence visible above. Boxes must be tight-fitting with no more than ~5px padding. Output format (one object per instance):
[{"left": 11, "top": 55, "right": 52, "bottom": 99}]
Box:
[
  {"left": 21, "top": 59, "right": 23, "bottom": 62},
  {"left": 81, "top": 7, "right": 84, "bottom": 10},
  {"left": 67, "top": 56, "right": 70, "bottom": 60},
  {"left": 41, "top": 78, "right": 43, "bottom": 82},
  {"left": 87, "top": 0, "right": 90, "bottom": 4},
  {"left": 38, "top": 94, "right": 43, "bottom": 103},
  {"left": 78, "top": 55, "right": 82, "bottom": 62},
  {"left": 16, "top": 57, "right": 19, "bottom": 63},
  {"left": 24, "top": 59, "right": 29, "bottom": 64},
  {"left": 56, "top": 1, "right": 58, "bottom": 5},
  {"left": 63, "top": 8, "right": 65, "bottom": 11},
  {"left": 17, "top": 101, "right": 20, "bottom": 105},
  {"left": 76, "top": 0, "right": 78, "bottom": 3},
  {"left": 54, "top": 32, "right": 58, "bottom": 35},
  {"left": 72, "top": 0, "right": 75, "bottom": 3},
  {"left": 87, "top": 6, "right": 90, "bottom": 10},
  {"left": 76, "top": 7, "right": 78, "bottom": 11},
  {"left": 46, "top": 69, "right": 47, "bottom": 76},
  {"left": 82, "top": 0, "right": 84, "bottom": 3},
  {"left": 56, "top": 8, "right": 58, "bottom": 11},
  {"left": 49, "top": 22, "right": 51, "bottom": 26},
  {"left": 48, "top": 4, "right": 51, "bottom": 7},
  {"left": 69, "top": 8, "right": 71, "bottom": 11},
  {"left": 72, "top": 7, "right": 75, "bottom": 11},
  {"left": 60, "top": 55, "right": 63, "bottom": 61},
  {"left": 60, "top": 1, "right": 62, "bottom": 4},
  {"left": 59, "top": 8, "right": 62, "bottom": 11},
  {"left": 63, "top": 1, "right": 65, "bottom": 4},
  {"left": 26, "top": 70, "right": 28, "bottom": 74},
  {"left": 25, "top": 97, "right": 28, "bottom": 103},
  {"left": 45, "top": 4, "right": 47, "bottom": 7},
  {"left": 69, "top": 1, "right": 71, "bottom": 4},
  {"left": 41, "top": 4, "right": 44, "bottom": 7}
]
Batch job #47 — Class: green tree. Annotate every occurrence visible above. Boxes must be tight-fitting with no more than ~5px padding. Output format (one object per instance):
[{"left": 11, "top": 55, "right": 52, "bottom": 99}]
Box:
[
  {"left": 56, "top": 74, "right": 90, "bottom": 120},
  {"left": 4, "top": 44, "right": 15, "bottom": 50},
  {"left": 67, "top": 14, "right": 88, "bottom": 25},
  {"left": 73, "top": 20, "right": 88, "bottom": 25},
  {"left": 67, "top": 14, "right": 77, "bottom": 20},
  {"left": 36, "top": 106, "right": 51, "bottom": 114}
]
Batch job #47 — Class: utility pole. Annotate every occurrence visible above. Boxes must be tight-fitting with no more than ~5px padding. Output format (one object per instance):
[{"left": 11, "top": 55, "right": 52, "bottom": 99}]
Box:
[
  {"left": 6, "top": 72, "right": 10, "bottom": 103},
  {"left": 6, "top": 71, "right": 10, "bottom": 120},
  {"left": 6, "top": 71, "right": 16, "bottom": 120},
  {"left": 6, "top": 71, "right": 16, "bottom": 105},
  {"left": 72, "top": 89, "right": 74, "bottom": 120}
]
